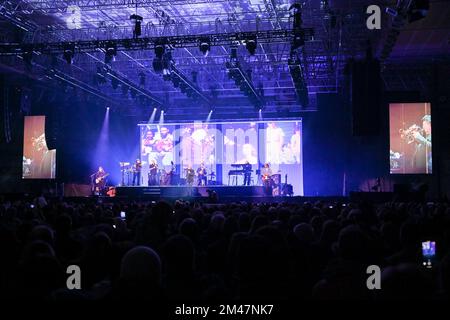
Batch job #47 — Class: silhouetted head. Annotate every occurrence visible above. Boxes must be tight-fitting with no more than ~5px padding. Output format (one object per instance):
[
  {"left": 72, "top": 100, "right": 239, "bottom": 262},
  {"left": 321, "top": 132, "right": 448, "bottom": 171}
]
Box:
[{"left": 120, "top": 246, "right": 161, "bottom": 286}]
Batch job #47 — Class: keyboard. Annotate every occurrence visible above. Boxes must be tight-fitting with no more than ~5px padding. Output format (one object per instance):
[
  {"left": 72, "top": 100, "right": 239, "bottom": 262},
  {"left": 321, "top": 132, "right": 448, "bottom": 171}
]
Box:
[{"left": 228, "top": 169, "right": 253, "bottom": 175}]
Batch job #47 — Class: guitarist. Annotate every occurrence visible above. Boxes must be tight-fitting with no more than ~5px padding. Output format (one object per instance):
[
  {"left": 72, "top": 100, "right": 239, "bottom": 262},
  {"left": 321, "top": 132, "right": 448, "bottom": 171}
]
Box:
[
  {"left": 132, "top": 159, "right": 142, "bottom": 186},
  {"left": 148, "top": 159, "right": 158, "bottom": 185},
  {"left": 261, "top": 163, "right": 273, "bottom": 195},
  {"left": 197, "top": 162, "right": 207, "bottom": 186},
  {"left": 94, "top": 166, "right": 108, "bottom": 195}
]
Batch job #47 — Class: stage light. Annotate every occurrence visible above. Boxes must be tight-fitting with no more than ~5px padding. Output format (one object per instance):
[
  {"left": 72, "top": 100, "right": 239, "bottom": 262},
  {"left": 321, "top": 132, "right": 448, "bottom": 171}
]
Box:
[
  {"left": 407, "top": 0, "right": 429, "bottom": 23},
  {"left": 199, "top": 38, "right": 210, "bottom": 57},
  {"left": 105, "top": 42, "right": 116, "bottom": 64},
  {"left": 130, "top": 14, "right": 143, "bottom": 38},
  {"left": 245, "top": 36, "right": 257, "bottom": 55},
  {"left": 155, "top": 42, "right": 165, "bottom": 59},
  {"left": 63, "top": 43, "right": 75, "bottom": 64},
  {"left": 385, "top": 7, "right": 398, "bottom": 17},
  {"left": 289, "top": 3, "right": 303, "bottom": 30}
]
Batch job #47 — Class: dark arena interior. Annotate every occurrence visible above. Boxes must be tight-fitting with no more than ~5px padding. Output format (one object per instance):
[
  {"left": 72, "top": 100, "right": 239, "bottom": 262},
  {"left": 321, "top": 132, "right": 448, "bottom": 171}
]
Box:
[{"left": 1, "top": 0, "right": 450, "bottom": 310}]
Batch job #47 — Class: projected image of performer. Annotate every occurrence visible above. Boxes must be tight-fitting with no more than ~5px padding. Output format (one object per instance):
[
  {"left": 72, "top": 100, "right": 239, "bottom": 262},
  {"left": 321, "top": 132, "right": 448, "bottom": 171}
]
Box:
[
  {"left": 197, "top": 162, "right": 207, "bottom": 186},
  {"left": 93, "top": 166, "right": 108, "bottom": 195},
  {"left": 412, "top": 115, "right": 432, "bottom": 173},
  {"left": 238, "top": 143, "right": 257, "bottom": 164},
  {"left": 132, "top": 159, "right": 142, "bottom": 186},
  {"left": 28, "top": 131, "right": 56, "bottom": 178},
  {"left": 397, "top": 114, "right": 432, "bottom": 173},
  {"left": 148, "top": 159, "right": 158, "bottom": 185},
  {"left": 266, "top": 122, "right": 285, "bottom": 164},
  {"left": 243, "top": 161, "right": 252, "bottom": 186},
  {"left": 290, "top": 124, "right": 301, "bottom": 164},
  {"left": 154, "top": 126, "right": 173, "bottom": 166},
  {"left": 142, "top": 130, "right": 156, "bottom": 155}
]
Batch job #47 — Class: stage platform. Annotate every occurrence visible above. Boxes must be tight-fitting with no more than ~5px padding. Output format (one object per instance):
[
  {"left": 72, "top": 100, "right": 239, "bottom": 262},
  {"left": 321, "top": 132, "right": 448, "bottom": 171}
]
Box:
[{"left": 114, "top": 185, "right": 271, "bottom": 200}]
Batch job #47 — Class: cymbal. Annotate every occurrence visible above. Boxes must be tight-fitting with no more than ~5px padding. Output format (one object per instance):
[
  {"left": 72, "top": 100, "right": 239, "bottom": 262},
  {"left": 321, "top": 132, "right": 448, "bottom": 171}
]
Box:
[{"left": 119, "top": 162, "right": 130, "bottom": 166}]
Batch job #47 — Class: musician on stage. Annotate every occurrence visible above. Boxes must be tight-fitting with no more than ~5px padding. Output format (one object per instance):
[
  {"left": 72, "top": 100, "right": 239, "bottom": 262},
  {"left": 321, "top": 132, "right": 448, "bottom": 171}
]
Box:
[
  {"left": 93, "top": 166, "right": 108, "bottom": 195},
  {"left": 186, "top": 165, "right": 195, "bottom": 186},
  {"left": 262, "top": 163, "right": 273, "bottom": 184},
  {"left": 243, "top": 161, "right": 252, "bottom": 186},
  {"left": 261, "top": 163, "right": 273, "bottom": 195},
  {"left": 169, "top": 161, "right": 176, "bottom": 185},
  {"left": 148, "top": 159, "right": 158, "bottom": 185},
  {"left": 197, "top": 162, "right": 207, "bottom": 186},
  {"left": 132, "top": 159, "right": 142, "bottom": 186}
]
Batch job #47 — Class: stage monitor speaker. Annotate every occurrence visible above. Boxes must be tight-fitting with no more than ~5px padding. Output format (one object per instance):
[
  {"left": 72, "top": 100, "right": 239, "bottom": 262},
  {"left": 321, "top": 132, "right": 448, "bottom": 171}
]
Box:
[{"left": 350, "top": 59, "right": 381, "bottom": 136}]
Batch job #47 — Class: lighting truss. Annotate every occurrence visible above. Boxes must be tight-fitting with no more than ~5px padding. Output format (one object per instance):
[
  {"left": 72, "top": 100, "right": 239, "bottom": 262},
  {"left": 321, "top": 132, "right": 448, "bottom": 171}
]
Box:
[
  {"left": 226, "top": 59, "right": 264, "bottom": 109},
  {"left": 0, "top": 29, "right": 314, "bottom": 55},
  {"left": 49, "top": 69, "right": 120, "bottom": 106},
  {"left": 167, "top": 63, "right": 211, "bottom": 105},
  {"left": 101, "top": 65, "right": 163, "bottom": 106},
  {"left": 7, "top": 0, "right": 227, "bottom": 14}
]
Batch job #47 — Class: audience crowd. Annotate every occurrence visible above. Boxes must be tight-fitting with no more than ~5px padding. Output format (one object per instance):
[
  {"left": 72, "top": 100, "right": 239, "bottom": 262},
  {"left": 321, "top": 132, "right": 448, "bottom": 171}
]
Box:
[{"left": 1, "top": 195, "right": 450, "bottom": 301}]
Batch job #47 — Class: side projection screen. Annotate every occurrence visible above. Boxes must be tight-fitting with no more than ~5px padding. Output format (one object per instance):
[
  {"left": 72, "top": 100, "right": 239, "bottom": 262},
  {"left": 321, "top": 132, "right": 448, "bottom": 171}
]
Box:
[
  {"left": 389, "top": 103, "right": 432, "bottom": 174},
  {"left": 22, "top": 116, "right": 56, "bottom": 179}
]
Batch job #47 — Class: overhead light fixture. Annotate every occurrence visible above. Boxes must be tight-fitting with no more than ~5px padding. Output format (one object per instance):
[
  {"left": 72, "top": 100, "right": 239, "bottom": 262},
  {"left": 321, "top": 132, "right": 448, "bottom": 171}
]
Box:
[
  {"left": 245, "top": 36, "right": 257, "bottom": 55},
  {"left": 199, "top": 37, "right": 211, "bottom": 57},
  {"left": 105, "top": 42, "right": 117, "bottom": 64},
  {"left": 407, "top": 0, "right": 429, "bottom": 23},
  {"left": 155, "top": 41, "right": 165, "bottom": 59},
  {"left": 63, "top": 43, "right": 75, "bottom": 64},
  {"left": 130, "top": 14, "right": 143, "bottom": 38}
]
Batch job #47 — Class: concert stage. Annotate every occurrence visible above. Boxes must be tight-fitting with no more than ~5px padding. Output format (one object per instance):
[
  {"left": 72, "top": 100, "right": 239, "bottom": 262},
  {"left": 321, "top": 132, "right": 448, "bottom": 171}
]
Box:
[{"left": 114, "top": 185, "right": 272, "bottom": 200}]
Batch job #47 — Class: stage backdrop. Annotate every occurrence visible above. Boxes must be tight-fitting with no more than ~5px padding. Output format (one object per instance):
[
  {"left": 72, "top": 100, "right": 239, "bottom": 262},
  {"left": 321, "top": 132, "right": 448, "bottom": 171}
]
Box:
[
  {"left": 139, "top": 120, "right": 303, "bottom": 196},
  {"left": 22, "top": 116, "right": 56, "bottom": 179}
]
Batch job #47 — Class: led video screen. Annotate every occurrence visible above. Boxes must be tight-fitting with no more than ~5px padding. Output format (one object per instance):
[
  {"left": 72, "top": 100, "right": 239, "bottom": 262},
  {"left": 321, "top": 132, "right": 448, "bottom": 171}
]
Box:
[
  {"left": 139, "top": 120, "right": 303, "bottom": 195},
  {"left": 22, "top": 116, "right": 56, "bottom": 179},
  {"left": 389, "top": 103, "right": 432, "bottom": 174}
]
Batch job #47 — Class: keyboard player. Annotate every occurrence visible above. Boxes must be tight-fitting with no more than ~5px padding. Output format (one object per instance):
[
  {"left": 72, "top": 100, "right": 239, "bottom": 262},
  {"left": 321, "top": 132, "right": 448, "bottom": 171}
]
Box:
[{"left": 243, "top": 161, "right": 252, "bottom": 186}]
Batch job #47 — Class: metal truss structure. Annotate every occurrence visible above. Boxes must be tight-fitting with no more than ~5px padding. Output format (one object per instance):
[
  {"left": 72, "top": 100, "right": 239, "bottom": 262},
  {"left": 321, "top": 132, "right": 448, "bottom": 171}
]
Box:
[{"left": 0, "top": 0, "right": 418, "bottom": 118}]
